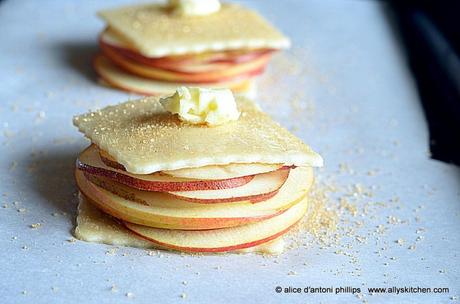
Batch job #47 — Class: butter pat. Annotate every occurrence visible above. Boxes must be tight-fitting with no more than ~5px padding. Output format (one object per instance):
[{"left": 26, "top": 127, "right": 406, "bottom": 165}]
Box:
[
  {"left": 160, "top": 87, "right": 240, "bottom": 126},
  {"left": 169, "top": 0, "right": 221, "bottom": 16}
]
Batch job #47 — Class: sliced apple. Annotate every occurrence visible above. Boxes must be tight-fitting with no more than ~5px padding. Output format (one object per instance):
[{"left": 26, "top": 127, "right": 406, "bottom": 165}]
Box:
[
  {"left": 98, "top": 149, "right": 125, "bottom": 171},
  {"left": 168, "top": 169, "right": 289, "bottom": 203},
  {"left": 145, "top": 50, "right": 273, "bottom": 72},
  {"left": 100, "top": 28, "right": 274, "bottom": 68},
  {"left": 124, "top": 196, "right": 308, "bottom": 253},
  {"left": 99, "top": 148, "right": 284, "bottom": 180},
  {"left": 162, "top": 163, "right": 285, "bottom": 180},
  {"left": 94, "top": 54, "right": 254, "bottom": 96},
  {"left": 77, "top": 145, "right": 253, "bottom": 192},
  {"left": 102, "top": 38, "right": 273, "bottom": 74},
  {"left": 100, "top": 43, "right": 267, "bottom": 83},
  {"left": 76, "top": 194, "right": 286, "bottom": 254},
  {"left": 144, "top": 60, "right": 259, "bottom": 74},
  {"left": 75, "top": 167, "right": 313, "bottom": 230}
]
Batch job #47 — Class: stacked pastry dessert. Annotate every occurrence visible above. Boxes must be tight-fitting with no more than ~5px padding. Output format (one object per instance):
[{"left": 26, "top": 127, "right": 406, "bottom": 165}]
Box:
[
  {"left": 95, "top": 0, "right": 290, "bottom": 96},
  {"left": 73, "top": 87, "right": 322, "bottom": 253}
]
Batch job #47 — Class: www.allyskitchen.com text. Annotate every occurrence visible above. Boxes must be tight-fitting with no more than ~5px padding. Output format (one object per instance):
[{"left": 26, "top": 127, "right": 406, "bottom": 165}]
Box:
[{"left": 274, "top": 285, "right": 450, "bottom": 295}]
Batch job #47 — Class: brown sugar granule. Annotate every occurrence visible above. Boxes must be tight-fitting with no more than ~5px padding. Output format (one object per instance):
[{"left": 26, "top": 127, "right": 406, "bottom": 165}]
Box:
[{"left": 30, "top": 223, "right": 41, "bottom": 229}]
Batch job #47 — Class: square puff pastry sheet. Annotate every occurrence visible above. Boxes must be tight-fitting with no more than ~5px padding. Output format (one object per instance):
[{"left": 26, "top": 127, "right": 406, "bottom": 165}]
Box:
[
  {"left": 73, "top": 97, "right": 323, "bottom": 174},
  {"left": 98, "top": 3, "right": 290, "bottom": 57}
]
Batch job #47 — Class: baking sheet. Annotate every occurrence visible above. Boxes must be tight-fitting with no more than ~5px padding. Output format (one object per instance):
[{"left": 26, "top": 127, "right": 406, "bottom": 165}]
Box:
[{"left": 0, "top": 0, "right": 458, "bottom": 303}]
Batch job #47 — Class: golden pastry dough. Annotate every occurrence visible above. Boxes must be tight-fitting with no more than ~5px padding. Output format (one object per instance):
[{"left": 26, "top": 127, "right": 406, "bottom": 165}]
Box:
[
  {"left": 73, "top": 97, "right": 323, "bottom": 174},
  {"left": 98, "top": 3, "right": 290, "bottom": 57},
  {"left": 75, "top": 193, "right": 154, "bottom": 248}
]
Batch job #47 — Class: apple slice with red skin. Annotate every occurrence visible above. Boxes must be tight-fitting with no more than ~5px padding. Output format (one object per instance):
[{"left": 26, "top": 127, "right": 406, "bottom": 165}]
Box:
[
  {"left": 149, "top": 50, "right": 274, "bottom": 72},
  {"left": 144, "top": 59, "right": 266, "bottom": 74},
  {"left": 77, "top": 145, "right": 254, "bottom": 192},
  {"left": 101, "top": 30, "right": 272, "bottom": 66},
  {"left": 100, "top": 45, "right": 267, "bottom": 83},
  {"left": 100, "top": 28, "right": 275, "bottom": 68},
  {"left": 80, "top": 144, "right": 290, "bottom": 202},
  {"left": 163, "top": 164, "right": 287, "bottom": 180},
  {"left": 124, "top": 197, "right": 308, "bottom": 253},
  {"left": 98, "top": 149, "right": 125, "bottom": 171},
  {"left": 168, "top": 169, "right": 290, "bottom": 203},
  {"left": 101, "top": 37, "right": 273, "bottom": 73},
  {"left": 99, "top": 148, "right": 285, "bottom": 180},
  {"left": 93, "top": 54, "right": 254, "bottom": 96},
  {"left": 78, "top": 172, "right": 285, "bottom": 230},
  {"left": 100, "top": 42, "right": 267, "bottom": 84},
  {"left": 75, "top": 167, "right": 313, "bottom": 230}
]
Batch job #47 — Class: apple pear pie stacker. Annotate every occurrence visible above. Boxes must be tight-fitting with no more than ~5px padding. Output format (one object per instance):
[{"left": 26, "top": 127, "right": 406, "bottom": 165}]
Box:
[
  {"left": 72, "top": 88, "right": 323, "bottom": 254},
  {"left": 94, "top": 0, "right": 290, "bottom": 97}
]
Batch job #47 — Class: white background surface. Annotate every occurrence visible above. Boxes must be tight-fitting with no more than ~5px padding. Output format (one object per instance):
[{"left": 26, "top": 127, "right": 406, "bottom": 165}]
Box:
[{"left": 0, "top": 0, "right": 459, "bottom": 303}]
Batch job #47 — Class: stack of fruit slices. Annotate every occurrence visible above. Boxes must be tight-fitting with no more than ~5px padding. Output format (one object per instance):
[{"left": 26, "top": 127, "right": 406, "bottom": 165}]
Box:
[
  {"left": 73, "top": 97, "right": 323, "bottom": 253},
  {"left": 95, "top": 2, "right": 290, "bottom": 96},
  {"left": 97, "top": 29, "right": 273, "bottom": 96},
  {"left": 75, "top": 146, "right": 314, "bottom": 252}
]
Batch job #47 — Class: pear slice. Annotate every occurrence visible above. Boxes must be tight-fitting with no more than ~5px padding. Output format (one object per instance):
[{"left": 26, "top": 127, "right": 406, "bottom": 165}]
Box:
[
  {"left": 167, "top": 169, "right": 289, "bottom": 203},
  {"left": 124, "top": 197, "right": 308, "bottom": 253},
  {"left": 75, "top": 167, "right": 313, "bottom": 230}
]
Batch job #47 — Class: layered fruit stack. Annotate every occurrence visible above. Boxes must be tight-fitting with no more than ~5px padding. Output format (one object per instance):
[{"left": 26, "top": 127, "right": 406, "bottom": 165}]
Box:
[
  {"left": 95, "top": 2, "right": 290, "bottom": 96},
  {"left": 73, "top": 96, "right": 323, "bottom": 253}
]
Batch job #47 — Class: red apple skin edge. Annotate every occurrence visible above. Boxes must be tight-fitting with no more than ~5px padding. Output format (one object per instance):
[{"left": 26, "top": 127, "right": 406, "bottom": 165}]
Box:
[
  {"left": 92, "top": 56, "right": 253, "bottom": 96},
  {"left": 168, "top": 168, "right": 292, "bottom": 204},
  {"left": 76, "top": 161, "right": 254, "bottom": 192},
  {"left": 140, "top": 55, "right": 270, "bottom": 73},
  {"left": 168, "top": 188, "right": 280, "bottom": 204},
  {"left": 99, "top": 155, "right": 126, "bottom": 171},
  {"left": 123, "top": 218, "right": 302, "bottom": 253}
]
